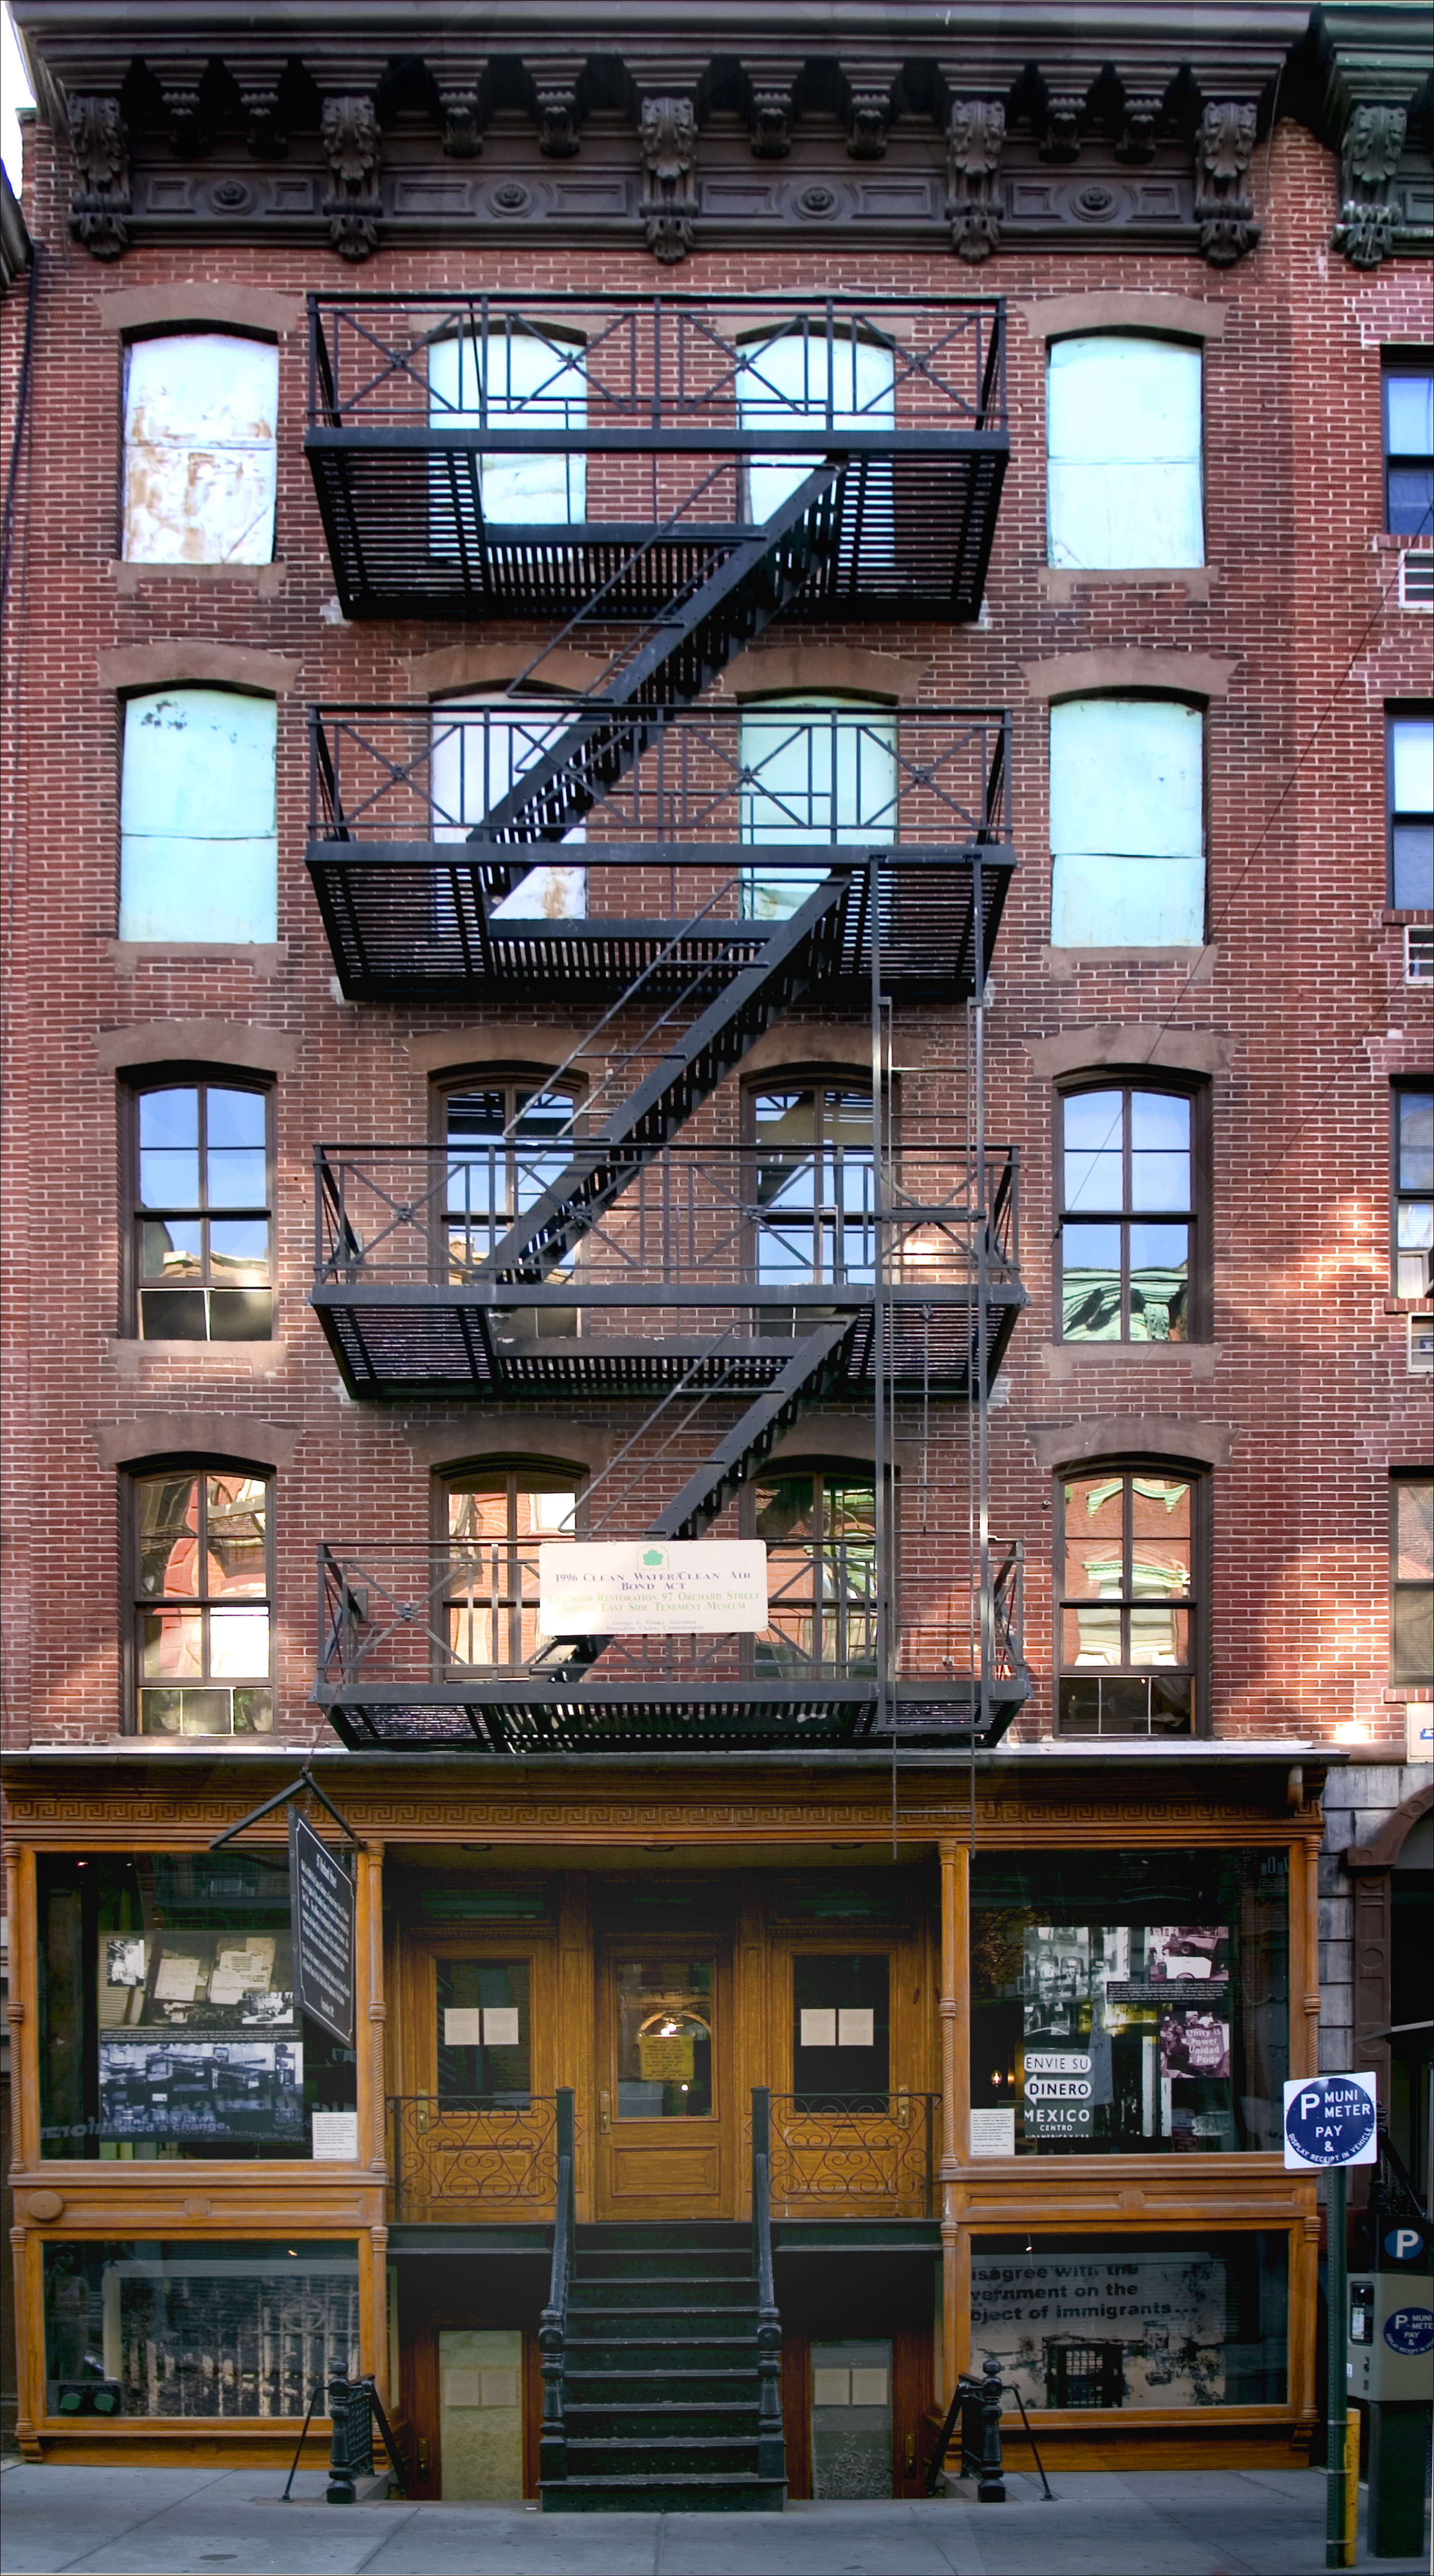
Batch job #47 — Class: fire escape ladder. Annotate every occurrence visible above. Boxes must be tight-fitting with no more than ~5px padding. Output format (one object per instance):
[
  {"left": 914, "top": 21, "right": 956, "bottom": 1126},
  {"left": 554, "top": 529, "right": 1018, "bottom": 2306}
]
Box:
[
  {"left": 464, "top": 462, "right": 843, "bottom": 869},
  {"left": 535, "top": 1320, "right": 859, "bottom": 1682},
  {"left": 473, "top": 873, "right": 852, "bottom": 1282}
]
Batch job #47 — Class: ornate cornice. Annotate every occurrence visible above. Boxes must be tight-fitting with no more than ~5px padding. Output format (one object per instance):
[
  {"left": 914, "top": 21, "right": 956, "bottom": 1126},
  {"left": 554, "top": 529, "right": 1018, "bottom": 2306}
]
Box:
[{"left": 18, "top": 5, "right": 1424, "bottom": 268}]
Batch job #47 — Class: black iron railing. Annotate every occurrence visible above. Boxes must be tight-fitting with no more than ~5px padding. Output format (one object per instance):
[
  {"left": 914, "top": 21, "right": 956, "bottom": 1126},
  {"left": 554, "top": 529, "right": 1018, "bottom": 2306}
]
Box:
[
  {"left": 750, "top": 2088, "right": 786, "bottom": 2492},
  {"left": 308, "top": 291, "right": 1005, "bottom": 440},
  {"left": 538, "top": 2088, "right": 576, "bottom": 2494},
  {"left": 313, "top": 1142, "right": 1018, "bottom": 1295},
  {"left": 386, "top": 2091, "right": 563, "bottom": 2220},
  {"left": 762, "top": 2091, "right": 940, "bottom": 2219},
  {"left": 308, "top": 701, "right": 1010, "bottom": 856}
]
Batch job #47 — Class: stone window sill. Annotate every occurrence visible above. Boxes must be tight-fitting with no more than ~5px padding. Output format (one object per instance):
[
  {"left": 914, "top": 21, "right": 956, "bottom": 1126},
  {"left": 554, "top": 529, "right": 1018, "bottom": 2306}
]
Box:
[
  {"left": 108, "top": 941, "right": 287, "bottom": 976},
  {"left": 1039, "top": 1339, "right": 1219, "bottom": 1382},
  {"left": 1040, "top": 565, "right": 1216, "bottom": 603},
  {"left": 1043, "top": 944, "right": 1216, "bottom": 982},
  {"left": 108, "top": 1339, "right": 290, "bottom": 1376},
  {"left": 108, "top": 559, "right": 285, "bottom": 596}
]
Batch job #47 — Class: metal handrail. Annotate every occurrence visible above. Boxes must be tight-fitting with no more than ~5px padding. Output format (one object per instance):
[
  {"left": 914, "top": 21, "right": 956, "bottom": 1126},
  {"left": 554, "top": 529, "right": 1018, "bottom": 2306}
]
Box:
[
  {"left": 750, "top": 2088, "right": 786, "bottom": 2491},
  {"left": 538, "top": 2088, "right": 576, "bottom": 2494},
  {"left": 307, "top": 292, "right": 1007, "bottom": 438}
]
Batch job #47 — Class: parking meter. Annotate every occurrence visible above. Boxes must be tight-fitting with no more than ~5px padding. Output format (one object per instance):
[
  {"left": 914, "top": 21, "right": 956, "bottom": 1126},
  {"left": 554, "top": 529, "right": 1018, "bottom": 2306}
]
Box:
[{"left": 1347, "top": 2217, "right": 1433, "bottom": 2559}]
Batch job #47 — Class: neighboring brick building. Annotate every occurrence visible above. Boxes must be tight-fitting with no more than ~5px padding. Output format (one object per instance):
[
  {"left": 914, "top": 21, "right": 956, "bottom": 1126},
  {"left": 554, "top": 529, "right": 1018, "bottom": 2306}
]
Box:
[{"left": 1, "top": 0, "right": 1429, "bottom": 2501}]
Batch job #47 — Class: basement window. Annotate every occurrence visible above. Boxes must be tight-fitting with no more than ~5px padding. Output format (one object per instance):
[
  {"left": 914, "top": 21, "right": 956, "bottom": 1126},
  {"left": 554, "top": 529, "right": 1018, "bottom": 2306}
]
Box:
[
  {"left": 1049, "top": 696, "right": 1205, "bottom": 947},
  {"left": 122, "top": 333, "right": 278, "bottom": 565},
  {"left": 119, "top": 689, "right": 278, "bottom": 943},
  {"left": 1047, "top": 335, "right": 1204, "bottom": 570}
]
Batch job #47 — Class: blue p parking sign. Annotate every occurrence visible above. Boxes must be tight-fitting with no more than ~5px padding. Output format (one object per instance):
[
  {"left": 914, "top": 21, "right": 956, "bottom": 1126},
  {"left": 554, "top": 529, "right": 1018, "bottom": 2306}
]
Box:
[{"left": 1282, "top": 2072, "right": 1378, "bottom": 2169}]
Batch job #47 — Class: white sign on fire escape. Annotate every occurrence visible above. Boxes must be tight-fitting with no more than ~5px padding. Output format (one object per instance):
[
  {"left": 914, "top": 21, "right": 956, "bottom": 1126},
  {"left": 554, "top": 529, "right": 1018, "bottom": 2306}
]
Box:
[{"left": 538, "top": 1541, "right": 769, "bottom": 1635}]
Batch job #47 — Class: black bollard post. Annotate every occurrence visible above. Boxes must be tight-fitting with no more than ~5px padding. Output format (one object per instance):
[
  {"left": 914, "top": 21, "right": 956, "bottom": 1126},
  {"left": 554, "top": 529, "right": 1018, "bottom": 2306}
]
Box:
[
  {"left": 327, "top": 2374, "right": 355, "bottom": 2505},
  {"left": 978, "top": 2356, "right": 1006, "bottom": 2503}
]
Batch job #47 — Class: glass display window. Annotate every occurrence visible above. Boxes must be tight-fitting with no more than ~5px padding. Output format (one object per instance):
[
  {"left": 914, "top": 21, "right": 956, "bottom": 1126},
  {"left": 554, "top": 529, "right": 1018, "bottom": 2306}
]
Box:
[
  {"left": 970, "top": 2232, "right": 1288, "bottom": 2410},
  {"left": 43, "top": 2240, "right": 359, "bottom": 2419},
  {"left": 970, "top": 1850, "right": 1287, "bottom": 2154},
  {"left": 38, "top": 1854, "right": 355, "bottom": 2160}
]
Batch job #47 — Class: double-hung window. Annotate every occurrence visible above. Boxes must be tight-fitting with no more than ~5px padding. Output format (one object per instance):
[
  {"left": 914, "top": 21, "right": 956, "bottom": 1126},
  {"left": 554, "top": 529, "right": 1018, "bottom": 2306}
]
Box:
[
  {"left": 132, "top": 1467, "right": 273, "bottom": 1736},
  {"left": 754, "top": 1470, "right": 879, "bottom": 1675},
  {"left": 119, "top": 688, "right": 278, "bottom": 943},
  {"left": 1047, "top": 335, "right": 1204, "bottom": 569},
  {"left": 1057, "top": 1468, "right": 1201, "bottom": 1736},
  {"left": 428, "top": 323, "right": 586, "bottom": 538},
  {"left": 122, "top": 332, "right": 278, "bottom": 564},
  {"left": 1388, "top": 710, "right": 1433, "bottom": 911},
  {"left": 441, "top": 1467, "right": 580, "bottom": 1671},
  {"left": 749, "top": 1084, "right": 875, "bottom": 1288},
  {"left": 1384, "top": 355, "right": 1433, "bottom": 538},
  {"left": 1058, "top": 1084, "right": 1201, "bottom": 1342},
  {"left": 1393, "top": 1084, "right": 1433, "bottom": 1300},
  {"left": 736, "top": 324, "right": 895, "bottom": 527},
  {"left": 440, "top": 1079, "right": 576, "bottom": 1287},
  {"left": 739, "top": 697, "right": 897, "bottom": 920},
  {"left": 1049, "top": 696, "right": 1205, "bottom": 947},
  {"left": 131, "top": 1078, "right": 272, "bottom": 1339},
  {"left": 1391, "top": 1476, "right": 1433, "bottom": 1686},
  {"left": 429, "top": 696, "right": 586, "bottom": 921}
]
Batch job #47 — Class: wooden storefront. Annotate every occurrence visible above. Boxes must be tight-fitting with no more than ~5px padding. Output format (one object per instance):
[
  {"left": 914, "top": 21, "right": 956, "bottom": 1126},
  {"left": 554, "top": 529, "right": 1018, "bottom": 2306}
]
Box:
[{"left": 2, "top": 1747, "right": 1328, "bottom": 2488}]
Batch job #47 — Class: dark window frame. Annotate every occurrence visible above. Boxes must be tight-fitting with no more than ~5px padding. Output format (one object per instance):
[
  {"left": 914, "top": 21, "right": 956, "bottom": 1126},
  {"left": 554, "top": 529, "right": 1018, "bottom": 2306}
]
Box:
[
  {"left": 121, "top": 1066, "right": 275, "bottom": 1343},
  {"left": 1391, "top": 1079, "right": 1434, "bottom": 1300},
  {"left": 1382, "top": 350, "right": 1434, "bottom": 540},
  {"left": 1387, "top": 704, "right": 1434, "bottom": 914},
  {"left": 744, "top": 1458, "right": 892, "bottom": 1680},
  {"left": 124, "top": 1456, "right": 275, "bottom": 1739},
  {"left": 1391, "top": 1472, "right": 1434, "bottom": 1687},
  {"left": 1054, "top": 1459, "right": 1210, "bottom": 1739},
  {"left": 1054, "top": 1075, "right": 1212, "bottom": 1344},
  {"left": 433, "top": 1457, "right": 587, "bottom": 1675}
]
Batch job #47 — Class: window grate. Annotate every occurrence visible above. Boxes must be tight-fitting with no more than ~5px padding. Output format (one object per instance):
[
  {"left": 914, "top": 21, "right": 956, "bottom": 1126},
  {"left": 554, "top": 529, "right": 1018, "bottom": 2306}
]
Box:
[{"left": 1399, "top": 549, "right": 1434, "bottom": 611}]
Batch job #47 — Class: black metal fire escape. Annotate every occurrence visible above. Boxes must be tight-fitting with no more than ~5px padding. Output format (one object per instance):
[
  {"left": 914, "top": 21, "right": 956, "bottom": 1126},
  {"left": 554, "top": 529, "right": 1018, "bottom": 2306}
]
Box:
[{"left": 301, "top": 291, "right": 1023, "bottom": 1753}]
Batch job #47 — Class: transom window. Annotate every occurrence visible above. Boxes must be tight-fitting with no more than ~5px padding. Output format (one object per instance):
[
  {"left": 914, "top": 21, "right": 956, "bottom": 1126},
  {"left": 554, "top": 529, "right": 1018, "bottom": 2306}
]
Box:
[
  {"left": 1046, "top": 334, "right": 1204, "bottom": 570},
  {"left": 1391, "top": 1475, "right": 1433, "bottom": 1686},
  {"left": 131, "top": 1080, "right": 272, "bottom": 1340},
  {"left": 1394, "top": 1085, "right": 1433, "bottom": 1300},
  {"left": 754, "top": 1470, "right": 878, "bottom": 1674},
  {"left": 442, "top": 1466, "right": 580, "bottom": 1670},
  {"left": 751, "top": 1085, "right": 875, "bottom": 1287},
  {"left": 1388, "top": 710, "right": 1433, "bottom": 912},
  {"left": 1058, "top": 1085, "right": 1198, "bottom": 1342},
  {"left": 1383, "top": 355, "right": 1433, "bottom": 538},
  {"left": 132, "top": 1468, "right": 272, "bottom": 1736},
  {"left": 1049, "top": 697, "right": 1205, "bottom": 948},
  {"left": 1057, "top": 1469, "right": 1199, "bottom": 1737},
  {"left": 122, "top": 332, "right": 278, "bottom": 566}
]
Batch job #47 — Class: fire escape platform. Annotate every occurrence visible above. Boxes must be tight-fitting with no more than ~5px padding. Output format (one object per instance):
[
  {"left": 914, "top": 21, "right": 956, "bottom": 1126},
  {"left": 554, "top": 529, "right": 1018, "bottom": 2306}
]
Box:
[{"left": 316, "top": 1679, "right": 1025, "bottom": 1756}]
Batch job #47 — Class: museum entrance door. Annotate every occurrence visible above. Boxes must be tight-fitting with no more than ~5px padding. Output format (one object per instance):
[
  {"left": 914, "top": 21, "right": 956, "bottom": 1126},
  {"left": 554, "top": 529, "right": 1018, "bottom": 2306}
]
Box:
[{"left": 592, "top": 1945, "right": 736, "bottom": 2220}]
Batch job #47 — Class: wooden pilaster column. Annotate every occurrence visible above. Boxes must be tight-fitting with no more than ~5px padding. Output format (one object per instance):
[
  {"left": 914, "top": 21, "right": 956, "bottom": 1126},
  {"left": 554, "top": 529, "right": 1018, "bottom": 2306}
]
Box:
[
  {"left": 8, "top": 1843, "right": 40, "bottom": 2172},
  {"left": 358, "top": 1840, "right": 387, "bottom": 2176},
  {"left": 1287, "top": 1831, "right": 1320, "bottom": 2081},
  {"left": 938, "top": 1837, "right": 970, "bottom": 2400}
]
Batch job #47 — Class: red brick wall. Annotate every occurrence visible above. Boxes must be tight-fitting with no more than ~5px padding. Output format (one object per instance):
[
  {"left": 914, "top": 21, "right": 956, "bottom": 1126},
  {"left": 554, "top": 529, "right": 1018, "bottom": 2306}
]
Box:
[{"left": 1, "top": 115, "right": 1429, "bottom": 1751}]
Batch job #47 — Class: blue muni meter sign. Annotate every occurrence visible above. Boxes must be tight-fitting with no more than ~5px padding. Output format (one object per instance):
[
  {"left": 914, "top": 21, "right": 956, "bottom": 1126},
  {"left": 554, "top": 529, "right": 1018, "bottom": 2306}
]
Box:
[{"left": 1282, "top": 2072, "right": 1378, "bottom": 2169}]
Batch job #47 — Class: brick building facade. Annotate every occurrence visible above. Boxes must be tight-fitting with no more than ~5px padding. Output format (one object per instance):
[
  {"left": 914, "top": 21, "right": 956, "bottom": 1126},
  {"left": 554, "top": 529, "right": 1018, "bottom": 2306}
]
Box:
[{"left": 1, "top": 0, "right": 1429, "bottom": 2498}]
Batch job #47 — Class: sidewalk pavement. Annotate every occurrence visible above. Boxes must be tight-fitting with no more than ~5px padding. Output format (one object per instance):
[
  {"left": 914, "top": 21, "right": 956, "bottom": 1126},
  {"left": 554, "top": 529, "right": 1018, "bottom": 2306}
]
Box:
[{"left": 0, "top": 2462, "right": 1429, "bottom": 2576}]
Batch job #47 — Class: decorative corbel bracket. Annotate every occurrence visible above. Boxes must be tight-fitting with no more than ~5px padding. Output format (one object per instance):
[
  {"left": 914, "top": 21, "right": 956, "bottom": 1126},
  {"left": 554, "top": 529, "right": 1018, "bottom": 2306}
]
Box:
[
  {"left": 534, "top": 81, "right": 583, "bottom": 157},
  {"left": 1039, "top": 93, "right": 1084, "bottom": 165},
  {"left": 321, "top": 95, "right": 382, "bottom": 262},
  {"left": 946, "top": 100, "right": 1004, "bottom": 264},
  {"left": 68, "top": 94, "right": 131, "bottom": 261},
  {"left": 160, "top": 77, "right": 213, "bottom": 160},
  {"left": 439, "top": 86, "right": 484, "bottom": 159},
  {"left": 639, "top": 95, "right": 698, "bottom": 264},
  {"left": 240, "top": 69, "right": 288, "bottom": 159},
  {"left": 842, "top": 62, "right": 894, "bottom": 158},
  {"left": 1194, "top": 101, "right": 1260, "bottom": 266},
  {"left": 1115, "top": 94, "right": 1161, "bottom": 164},
  {"left": 1332, "top": 103, "right": 1407, "bottom": 269},
  {"left": 749, "top": 81, "right": 797, "bottom": 159}
]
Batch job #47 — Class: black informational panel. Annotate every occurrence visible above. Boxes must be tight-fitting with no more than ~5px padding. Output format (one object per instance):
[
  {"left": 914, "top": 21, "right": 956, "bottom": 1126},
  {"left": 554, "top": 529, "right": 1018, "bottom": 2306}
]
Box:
[{"left": 288, "top": 1807, "right": 356, "bottom": 2046}]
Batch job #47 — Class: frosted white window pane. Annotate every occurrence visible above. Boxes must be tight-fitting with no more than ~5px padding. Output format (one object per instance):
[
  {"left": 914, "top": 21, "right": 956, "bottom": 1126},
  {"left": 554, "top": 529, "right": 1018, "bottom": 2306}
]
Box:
[
  {"left": 1050, "top": 699, "right": 1205, "bottom": 947},
  {"left": 738, "top": 329, "right": 894, "bottom": 522},
  {"left": 1048, "top": 337, "right": 1203, "bottom": 569},
  {"left": 430, "top": 698, "right": 586, "bottom": 920},
  {"left": 123, "top": 335, "right": 278, "bottom": 565},
  {"left": 740, "top": 696, "right": 896, "bottom": 920},
  {"left": 120, "top": 690, "right": 278, "bottom": 942},
  {"left": 1392, "top": 718, "right": 1433, "bottom": 813},
  {"left": 429, "top": 330, "right": 586, "bottom": 527},
  {"left": 1387, "top": 376, "right": 1433, "bottom": 455}
]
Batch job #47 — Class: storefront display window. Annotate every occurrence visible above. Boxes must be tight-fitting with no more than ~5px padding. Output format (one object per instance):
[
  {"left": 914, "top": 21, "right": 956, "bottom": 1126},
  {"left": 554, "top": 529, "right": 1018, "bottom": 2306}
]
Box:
[
  {"left": 43, "top": 2240, "right": 360, "bottom": 2418},
  {"left": 38, "top": 1855, "right": 356, "bottom": 2160},
  {"left": 971, "top": 2232, "right": 1288, "bottom": 2408},
  {"left": 970, "top": 1850, "right": 1287, "bottom": 2154}
]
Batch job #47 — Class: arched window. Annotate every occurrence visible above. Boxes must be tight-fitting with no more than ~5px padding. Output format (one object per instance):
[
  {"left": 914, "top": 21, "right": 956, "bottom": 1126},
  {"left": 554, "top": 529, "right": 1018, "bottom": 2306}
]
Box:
[
  {"left": 1046, "top": 335, "right": 1203, "bottom": 570},
  {"left": 1049, "top": 696, "right": 1204, "bottom": 948},
  {"left": 1057, "top": 1081, "right": 1204, "bottom": 1342},
  {"left": 130, "top": 1464, "right": 272, "bottom": 1735},
  {"left": 738, "top": 696, "right": 897, "bottom": 919},
  {"left": 754, "top": 1467, "right": 879, "bottom": 1675},
  {"left": 119, "top": 688, "right": 278, "bottom": 943},
  {"left": 1056, "top": 1466, "right": 1203, "bottom": 1737},
  {"left": 128, "top": 1073, "right": 273, "bottom": 1340},
  {"left": 122, "top": 332, "right": 279, "bottom": 565},
  {"left": 429, "top": 695, "right": 587, "bottom": 921},
  {"left": 439, "top": 1463, "right": 581, "bottom": 1671},
  {"left": 735, "top": 323, "right": 895, "bottom": 524},
  {"left": 748, "top": 1082, "right": 875, "bottom": 1287},
  {"left": 437, "top": 1075, "right": 577, "bottom": 1284},
  {"left": 428, "top": 322, "right": 586, "bottom": 539}
]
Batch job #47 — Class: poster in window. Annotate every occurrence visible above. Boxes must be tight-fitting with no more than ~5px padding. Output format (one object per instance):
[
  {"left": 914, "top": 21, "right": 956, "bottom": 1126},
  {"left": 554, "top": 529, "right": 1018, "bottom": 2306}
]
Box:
[
  {"left": 1159, "top": 2007, "right": 1230, "bottom": 2080},
  {"left": 98, "top": 2036, "right": 304, "bottom": 2142}
]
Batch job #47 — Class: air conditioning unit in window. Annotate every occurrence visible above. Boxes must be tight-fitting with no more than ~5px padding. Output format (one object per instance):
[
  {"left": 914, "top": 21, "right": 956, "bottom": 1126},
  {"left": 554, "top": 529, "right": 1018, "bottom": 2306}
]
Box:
[
  {"left": 1406, "top": 925, "right": 1434, "bottom": 984},
  {"left": 1398, "top": 548, "right": 1434, "bottom": 610},
  {"left": 1409, "top": 1312, "right": 1434, "bottom": 1375}
]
